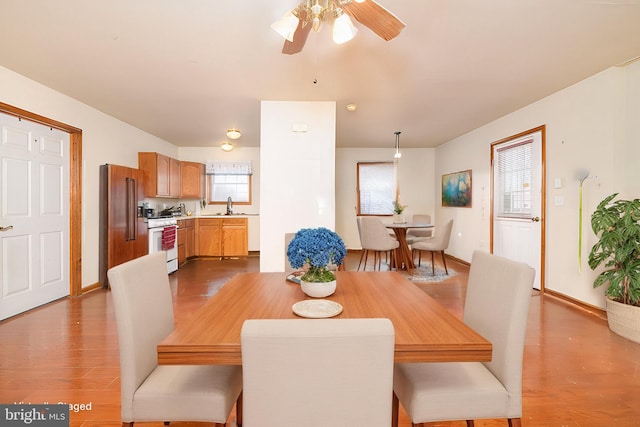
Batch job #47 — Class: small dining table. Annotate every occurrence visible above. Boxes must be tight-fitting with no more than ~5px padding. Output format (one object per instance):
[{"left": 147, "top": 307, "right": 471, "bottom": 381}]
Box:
[
  {"left": 385, "top": 222, "right": 434, "bottom": 271},
  {"left": 157, "top": 271, "right": 491, "bottom": 366}
]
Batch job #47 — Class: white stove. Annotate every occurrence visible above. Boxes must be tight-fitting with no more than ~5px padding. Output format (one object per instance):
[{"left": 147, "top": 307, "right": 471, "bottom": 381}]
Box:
[{"left": 147, "top": 216, "right": 178, "bottom": 274}]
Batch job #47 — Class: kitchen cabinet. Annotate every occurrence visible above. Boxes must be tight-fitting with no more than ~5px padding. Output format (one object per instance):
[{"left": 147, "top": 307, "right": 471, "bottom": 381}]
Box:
[
  {"left": 138, "top": 152, "right": 181, "bottom": 198},
  {"left": 195, "top": 217, "right": 248, "bottom": 257},
  {"left": 196, "top": 218, "right": 222, "bottom": 256},
  {"left": 177, "top": 218, "right": 195, "bottom": 265},
  {"left": 180, "top": 161, "right": 205, "bottom": 199},
  {"left": 222, "top": 218, "right": 248, "bottom": 256}
]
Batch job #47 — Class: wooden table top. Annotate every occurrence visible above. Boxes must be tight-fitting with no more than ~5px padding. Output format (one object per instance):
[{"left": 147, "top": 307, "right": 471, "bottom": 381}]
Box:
[{"left": 157, "top": 271, "right": 492, "bottom": 365}]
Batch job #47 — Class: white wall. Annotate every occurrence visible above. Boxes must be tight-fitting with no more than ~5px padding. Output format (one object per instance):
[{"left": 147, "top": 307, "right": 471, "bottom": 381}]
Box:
[
  {"left": 434, "top": 63, "right": 640, "bottom": 309},
  {"left": 260, "top": 101, "right": 336, "bottom": 272},
  {"left": 620, "top": 60, "right": 640, "bottom": 197},
  {"left": 0, "top": 66, "right": 177, "bottom": 289},
  {"left": 336, "top": 147, "right": 436, "bottom": 249}
]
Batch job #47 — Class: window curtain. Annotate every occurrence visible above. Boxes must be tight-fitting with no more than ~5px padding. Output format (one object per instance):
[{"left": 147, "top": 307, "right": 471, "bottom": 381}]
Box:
[{"left": 206, "top": 161, "right": 252, "bottom": 175}]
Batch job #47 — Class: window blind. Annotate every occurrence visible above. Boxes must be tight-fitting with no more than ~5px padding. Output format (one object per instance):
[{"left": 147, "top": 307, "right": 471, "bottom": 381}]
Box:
[
  {"left": 357, "top": 162, "right": 394, "bottom": 215},
  {"left": 495, "top": 139, "right": 533, "bottom": 218}
]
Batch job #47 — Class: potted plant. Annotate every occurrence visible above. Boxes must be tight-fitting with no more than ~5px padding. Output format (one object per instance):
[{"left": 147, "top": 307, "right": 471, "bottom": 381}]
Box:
[
  {"left": 588, "top": 193, "right": 640, "bottom": 343},
  {"left": 287, "top": 227, "right": 347, "bottom": 298},
  {"left": 393, "top": 200, "right": 407, "bottom": 223}
]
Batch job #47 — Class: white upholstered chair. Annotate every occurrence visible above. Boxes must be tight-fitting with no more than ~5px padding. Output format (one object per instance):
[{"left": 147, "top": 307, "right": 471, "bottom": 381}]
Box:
[
  {"left": 241, "top": 318, "right": 395, "bottom": 427},
  {"left": 108, "top": 252, "right": 243, "bottom": 427},
  {"left": 411, "top": 219, "right": 454, "bottom": 275},
  {"left": 357, "top": 216, "right": 400, "bottom": 270},
  {"left": 392, "top": 250, "right": 535, "bottom": 427},
  {"left": 405, "top": 214, "right": 433, "bottom": 245}
]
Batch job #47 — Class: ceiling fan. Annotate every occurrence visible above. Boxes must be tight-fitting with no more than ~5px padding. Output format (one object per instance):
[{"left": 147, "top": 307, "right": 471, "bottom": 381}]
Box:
[{"left": 271, "top": 0, "right": 406, "bottom": 55}]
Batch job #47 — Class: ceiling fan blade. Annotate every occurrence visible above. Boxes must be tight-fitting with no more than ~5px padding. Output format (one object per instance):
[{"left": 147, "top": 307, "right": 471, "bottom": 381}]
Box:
[
  {"left": 342, "top": 0, "right": 406, "bottom": 41},
  {"left": 282, "top": 11, "right": 312, "bottom": 55}
]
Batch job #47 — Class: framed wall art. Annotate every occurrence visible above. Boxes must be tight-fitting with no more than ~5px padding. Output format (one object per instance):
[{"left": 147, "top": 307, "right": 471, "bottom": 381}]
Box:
[{"left": 442, "top": 169, "right": 472, "bottom": 207}]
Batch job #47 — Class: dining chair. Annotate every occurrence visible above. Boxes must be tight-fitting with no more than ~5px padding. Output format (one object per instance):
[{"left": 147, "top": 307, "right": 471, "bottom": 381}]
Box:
[
  {"left": 241, "top": 318, "right": 395, "bottom": 427},
  {"left": 411, "top": 219, "right": 454, "bottom": 274},
  {"left": 108, "top": 252, "right": 243, "bottom": 427},
  {"left": 392, "top": 250, "right": 535, "bottom": 427},
  {"left": 356, "top": 216, "right": 400, "bottom": 270},
  {"left": 405, "top": 214, "right": 433, "bottom": 245}
]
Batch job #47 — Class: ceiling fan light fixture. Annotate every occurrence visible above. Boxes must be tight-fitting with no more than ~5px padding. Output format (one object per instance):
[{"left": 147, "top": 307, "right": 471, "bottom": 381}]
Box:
[
  {"left": 226, "top": 128, "right": 241, "bottom": 139},
  {"left": 275, "top": 0, "right": 404, "bottom": 54},
  {"left": 221, "top": 141, "right": 234, "bottom": 152},
  {"left": 271, "top": 11, "right": 300, "bottom": 42},
  {"left": 310, "top": 1, "right": 324, "bottom": 16},
  {"left": 333, "top": 12, "right": 357, "bottom": 44}
]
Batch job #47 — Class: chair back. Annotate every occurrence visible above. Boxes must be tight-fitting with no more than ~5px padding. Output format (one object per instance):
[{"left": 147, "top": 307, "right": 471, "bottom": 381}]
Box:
[
  {"left": 431, "top": 219, "right": 454, "bottom": 250},
  {"left": 241, "top": 318, "right": 395, "bottom": 427},
  {"left": 407, "top": 214, "right": 433, "bottom": 238},
  {"left": 284, "top": 232, "right": 295, "bottom": 270},
  {"left": 107, "top": 252, "right": 175, "bottom": 418},
  {"left": 357, "top": 216, "right": 398, "bottom": 251},
  {"left": 463, "top": 250, "right": 535, "bottom": 415}
]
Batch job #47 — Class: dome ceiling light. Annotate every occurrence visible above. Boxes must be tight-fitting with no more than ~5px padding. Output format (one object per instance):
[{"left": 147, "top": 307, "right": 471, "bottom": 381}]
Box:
[{"left": 226, "top": 128, "right": 241, "bottom": 140}]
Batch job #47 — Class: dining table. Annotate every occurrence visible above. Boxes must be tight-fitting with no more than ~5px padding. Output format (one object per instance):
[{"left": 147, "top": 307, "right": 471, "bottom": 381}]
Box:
[
  {"left": 157, "top": 271, "right": 491, "bottom": 365},
  {"left": 385, "top": 222, "right": 434, "bottom": 271}
]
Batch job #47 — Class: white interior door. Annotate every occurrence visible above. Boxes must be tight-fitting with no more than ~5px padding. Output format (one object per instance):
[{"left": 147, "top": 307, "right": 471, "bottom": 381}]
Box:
[
  {"left": 491, "top": 126, "right": 545, "bottom": 290},
  {"left": 0, "top": 113, "right": 70, "bottom": 320}
]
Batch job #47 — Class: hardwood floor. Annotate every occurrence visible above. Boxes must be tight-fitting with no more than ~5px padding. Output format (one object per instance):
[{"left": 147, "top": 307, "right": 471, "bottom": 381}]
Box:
[{"left": 1, "top": 253, "right": 639, "bottom": 426}]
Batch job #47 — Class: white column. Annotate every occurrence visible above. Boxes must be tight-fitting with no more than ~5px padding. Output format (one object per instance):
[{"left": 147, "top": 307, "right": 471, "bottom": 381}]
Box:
[{"left": 260, "top": 101, "right": 336, "bottom": 271}]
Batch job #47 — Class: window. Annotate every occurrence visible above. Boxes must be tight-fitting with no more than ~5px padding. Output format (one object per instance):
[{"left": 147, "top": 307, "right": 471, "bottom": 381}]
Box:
[
  {"left": 206, "top": 161, "right": 252, "bottom": 205},
  {"left": 356, "top": 162, "right": 395, "bottom": 215},
  {"left": 494, "top": 140, "right": 532, "bottom": 218}
]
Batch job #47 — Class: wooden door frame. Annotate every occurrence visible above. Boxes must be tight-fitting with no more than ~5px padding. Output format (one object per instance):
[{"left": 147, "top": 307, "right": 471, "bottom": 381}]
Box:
[
  {"left": 490, "top": 124, "right": 546, "bottom": 292},
  {"left": 0, "top": 101, "right": 83, "bottom": 297}
]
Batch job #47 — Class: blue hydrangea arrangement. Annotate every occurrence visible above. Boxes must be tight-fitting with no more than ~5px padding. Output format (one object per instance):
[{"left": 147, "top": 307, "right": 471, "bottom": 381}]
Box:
[{"left": 287, "top": 227, "right": 347, "bottom": 283}]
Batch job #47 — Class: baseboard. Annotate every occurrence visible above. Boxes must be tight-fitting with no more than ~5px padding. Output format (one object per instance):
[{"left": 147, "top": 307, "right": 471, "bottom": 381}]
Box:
[
  {"left": 544, "top": 289, "right": 607, "bottom": 320},
  {"left": 81, "top": 282, "right": 103, "bottom": 294},
  {"left": 443, "top": 253, "right": 470, "bottom": 267}
]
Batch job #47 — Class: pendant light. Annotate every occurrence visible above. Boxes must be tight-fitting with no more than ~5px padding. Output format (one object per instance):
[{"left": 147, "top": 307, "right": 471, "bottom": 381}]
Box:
[{"left": 394, "top": 131, "right": 402, "bottom": 159}]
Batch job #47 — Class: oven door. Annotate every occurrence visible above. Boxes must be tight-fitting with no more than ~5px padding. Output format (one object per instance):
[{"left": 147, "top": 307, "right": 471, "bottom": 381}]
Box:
[{"left": 148, "top": 225, "right": 178, "bottom": 273}]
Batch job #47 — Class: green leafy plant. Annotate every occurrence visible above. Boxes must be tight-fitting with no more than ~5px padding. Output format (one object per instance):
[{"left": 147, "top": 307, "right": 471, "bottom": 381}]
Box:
[
  {"left": 393, "top": 200, "right": 406, "bottom": 214},
  {"left": 588, "top": 193, "right": 640, "bottom": 306}
]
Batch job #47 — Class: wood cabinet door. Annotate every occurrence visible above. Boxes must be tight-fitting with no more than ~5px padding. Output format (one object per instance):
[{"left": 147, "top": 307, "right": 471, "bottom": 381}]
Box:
[
  {"left": 169, "top": 157, "right": 181, "bottom": 197},
  {"left": 222, "top": 218, "right": 248, "bottom": 256},
  {"left": 177, "top": 220, "right": 186, "bottom": 264},
  {"left": 181, "top": 162, "right": 204, "bottom": 199},
  {"left": 156, "top": 153, "right": 171, "bottom": 197},
  {"left": 196, "top": 218, "right": 222, "bottom": 256},
  {"left": 185, "top": 220, "right": 195, "bottom": 258}
]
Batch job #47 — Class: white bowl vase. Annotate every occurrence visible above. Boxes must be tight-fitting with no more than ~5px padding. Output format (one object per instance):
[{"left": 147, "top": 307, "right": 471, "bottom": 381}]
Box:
[{"left": 300, "top": 280, "right": 337, "bottom": 298}]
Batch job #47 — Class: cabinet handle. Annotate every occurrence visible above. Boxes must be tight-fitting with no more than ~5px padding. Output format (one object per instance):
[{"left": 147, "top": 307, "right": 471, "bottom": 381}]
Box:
[{"left": 0, "top": 225, "right": 13, "bottom": 232}]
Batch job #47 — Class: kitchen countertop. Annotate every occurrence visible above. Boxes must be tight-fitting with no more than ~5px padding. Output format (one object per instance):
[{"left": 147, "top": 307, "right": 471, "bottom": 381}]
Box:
[{"left": 175, "top": 213, "right": 259, "bottom": 220}]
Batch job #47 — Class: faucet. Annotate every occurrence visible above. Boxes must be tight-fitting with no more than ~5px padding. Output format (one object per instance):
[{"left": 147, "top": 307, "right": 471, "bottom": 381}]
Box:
[{"left": 226, "top": 196, "right": 233, "bottom": 215}]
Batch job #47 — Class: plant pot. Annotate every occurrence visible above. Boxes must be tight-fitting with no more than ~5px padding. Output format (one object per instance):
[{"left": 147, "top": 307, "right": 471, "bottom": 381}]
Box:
[
  {"left": 606, "top": 297, "right": 640, "bottom": 344},
  {"left": 393, "top": 213, "right": 405, "bottom": 223},
  {"left": 300, "top": 279, "right": 336, "bottom": 298}
]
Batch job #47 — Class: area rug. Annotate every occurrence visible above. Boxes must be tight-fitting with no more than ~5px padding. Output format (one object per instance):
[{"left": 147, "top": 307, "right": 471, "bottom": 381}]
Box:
[{"left": 404, "top": 265, "right": 457, "bottom": 283}]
